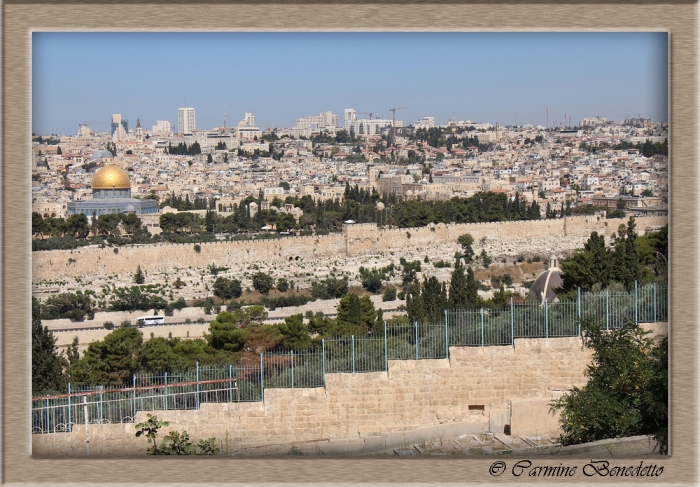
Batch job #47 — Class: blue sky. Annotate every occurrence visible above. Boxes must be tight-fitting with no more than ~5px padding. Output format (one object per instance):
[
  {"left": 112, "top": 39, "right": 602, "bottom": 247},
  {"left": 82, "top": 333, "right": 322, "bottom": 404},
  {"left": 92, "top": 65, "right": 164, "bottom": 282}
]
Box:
[{"left": 32, "top": 32, "right": 668, "bottom": 135}]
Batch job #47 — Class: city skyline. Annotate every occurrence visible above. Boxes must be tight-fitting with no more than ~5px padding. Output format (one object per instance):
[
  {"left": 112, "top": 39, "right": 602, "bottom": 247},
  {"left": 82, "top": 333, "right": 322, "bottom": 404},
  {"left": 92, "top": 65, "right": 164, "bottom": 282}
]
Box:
[{"left": 32, "top": 32, "right": 668, "bottom": 135}]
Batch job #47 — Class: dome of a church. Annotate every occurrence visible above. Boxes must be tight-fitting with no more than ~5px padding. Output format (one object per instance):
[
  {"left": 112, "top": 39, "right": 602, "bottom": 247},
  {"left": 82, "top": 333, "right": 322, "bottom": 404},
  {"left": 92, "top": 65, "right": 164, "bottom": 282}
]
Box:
[
  {"left": 89, "top": 149, "right": 114, "bottom": 162},
  {"left": 92, "top": 164, "right": 131, "bottom": 190},
  {"left": 528, "top": 254, "right": 564, "bottom": 303}
]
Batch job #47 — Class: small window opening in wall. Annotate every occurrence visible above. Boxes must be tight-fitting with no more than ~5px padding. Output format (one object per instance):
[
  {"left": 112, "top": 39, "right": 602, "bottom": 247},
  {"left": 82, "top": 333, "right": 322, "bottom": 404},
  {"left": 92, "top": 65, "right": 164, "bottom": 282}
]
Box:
[{"left": 469, "top": 405, "right": 485, "bottom": 411}]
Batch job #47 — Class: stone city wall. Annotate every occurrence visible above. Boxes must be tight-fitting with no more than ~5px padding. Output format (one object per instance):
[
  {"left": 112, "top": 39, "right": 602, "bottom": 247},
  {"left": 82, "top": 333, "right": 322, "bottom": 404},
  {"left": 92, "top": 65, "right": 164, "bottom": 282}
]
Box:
[
  {"left": 32, "top": 216, "right": 666, "bottom": 280},
  {"left": 33, "top": 336, "right": 593, "bottom": 456}
]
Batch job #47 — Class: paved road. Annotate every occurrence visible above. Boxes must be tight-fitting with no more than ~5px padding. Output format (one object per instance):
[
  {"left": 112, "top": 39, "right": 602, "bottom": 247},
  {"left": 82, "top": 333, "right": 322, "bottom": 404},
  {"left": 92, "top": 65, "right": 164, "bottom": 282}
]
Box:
[{"left": 49, "top": 309, "right": 403, "bottom": 333}]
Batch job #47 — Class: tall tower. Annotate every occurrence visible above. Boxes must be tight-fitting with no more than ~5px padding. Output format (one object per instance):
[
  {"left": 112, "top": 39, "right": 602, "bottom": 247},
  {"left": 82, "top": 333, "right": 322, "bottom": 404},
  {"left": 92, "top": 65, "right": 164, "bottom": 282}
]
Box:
[
  {"left": 111, "top": 114, "right": 127, "bottom": 142},
  {"left": 135, "top": 118, "right": 143, "bottom": 143},
  {"left": 178, "top": 107, "right": 196, "bottom": 134}
]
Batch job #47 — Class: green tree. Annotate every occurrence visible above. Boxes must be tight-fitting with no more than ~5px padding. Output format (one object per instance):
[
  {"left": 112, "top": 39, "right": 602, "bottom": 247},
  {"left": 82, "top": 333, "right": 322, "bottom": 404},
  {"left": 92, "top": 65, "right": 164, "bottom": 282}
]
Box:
[
  {"left": 457, "top": 233, "right": 475, "bottom": 262},
  {"left": 275, "top": 212, "right": 296, "bottom": 232},
  {"left": 32, "top": 298, "right": 67, "bottom": 393},
  {"left": 133, "top": 265, "right": 145, "bottom": 284},
  {"left": 71, "top": 326, "right": 144, "bottom": 385},
  {"left": 252, "top": 272, "right": 274, "bottom": 295},
  {"left": 41, "top": 291, "right": 95, "bottom": 321},
  {"left": 448, "top": 258, "right": 468, "bottom": 308},
  {"left": 550, "top": 321, "right": 667, "bottom": 454},
  {"left": 276, "top": 278, "right": 289, "bottom": 293},
  {"left": 383, "top": 285, "right": 397, "bottom": 302},
  {"left": 278, "top": 314, "right": 311, "bottom": 350},
  {"left": 480, "top": 249, "right": 492, "bottom": 268},
  {"left": 337, "top": 293, "right": 362, "bottom": 328},
  {"left": 138, "top": 337, "right": 189, "bottom": 372},
  {"left": 465, "top": 266, "right": 479, "bottom": 308},
  {"left": 212, "top": 277, "right": 242, "bottom": 300}
]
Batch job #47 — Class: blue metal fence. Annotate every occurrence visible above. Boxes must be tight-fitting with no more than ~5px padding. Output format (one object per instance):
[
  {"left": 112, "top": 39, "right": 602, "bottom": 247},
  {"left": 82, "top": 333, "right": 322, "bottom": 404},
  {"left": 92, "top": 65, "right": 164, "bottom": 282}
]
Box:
[{"left": 33, "top": 282, "right": 667, "bottom": 434}]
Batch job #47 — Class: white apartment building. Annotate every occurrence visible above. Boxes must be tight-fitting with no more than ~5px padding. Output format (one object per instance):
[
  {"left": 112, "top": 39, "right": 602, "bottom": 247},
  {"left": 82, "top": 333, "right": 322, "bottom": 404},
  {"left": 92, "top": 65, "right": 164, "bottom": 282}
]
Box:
[
  {"left": 344, "top": 109, "right": 400, "bottom": 136},
  {"left": 178, "top": 108, "right": 196, "bottom": 135},
  {"left": 293, "top": 111, "right": 339, "bottom": 129},
  {"left": 152, "top": 120, "right": 171, "bottom": 136},
  {"left": 237, "top": 112, "right": 262, "bottom": 141},
  {"left": 415, "top": 116, "right": 435, "bottom": 129}
]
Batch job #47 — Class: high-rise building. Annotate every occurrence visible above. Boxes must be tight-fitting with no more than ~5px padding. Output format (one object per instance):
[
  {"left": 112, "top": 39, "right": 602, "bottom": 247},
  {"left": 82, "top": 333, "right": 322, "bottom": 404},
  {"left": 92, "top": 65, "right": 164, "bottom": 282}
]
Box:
[
  {"left": 178, "top": 107, "right": 196, "bottom": 135},
  {"left": 111, "top": 114, "right": 128, "bottom": 142}
]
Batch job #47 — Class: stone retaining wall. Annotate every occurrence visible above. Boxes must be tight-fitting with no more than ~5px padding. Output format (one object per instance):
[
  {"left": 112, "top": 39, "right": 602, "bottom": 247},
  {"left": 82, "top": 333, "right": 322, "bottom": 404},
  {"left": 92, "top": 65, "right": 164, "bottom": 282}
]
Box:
[{"left": 33, "top": 336, "right": 594, "bottom": 456}]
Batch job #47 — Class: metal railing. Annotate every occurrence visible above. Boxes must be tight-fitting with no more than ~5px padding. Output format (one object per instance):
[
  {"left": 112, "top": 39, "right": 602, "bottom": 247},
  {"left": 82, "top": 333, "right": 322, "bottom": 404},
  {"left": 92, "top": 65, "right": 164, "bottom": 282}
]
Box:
[
  {"left": 32, "top": 378, "right": 238, "bottom": 435},
  {"left": 33, "top": 282, "right": 667, "bottom": 434}
]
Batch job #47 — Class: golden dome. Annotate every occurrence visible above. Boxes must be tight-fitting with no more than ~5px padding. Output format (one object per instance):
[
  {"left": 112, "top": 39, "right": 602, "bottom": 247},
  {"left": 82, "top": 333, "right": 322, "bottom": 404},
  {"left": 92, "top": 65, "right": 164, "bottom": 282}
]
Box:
[{"left": 92, "top": 164, "right": 131, "bottom": 190}]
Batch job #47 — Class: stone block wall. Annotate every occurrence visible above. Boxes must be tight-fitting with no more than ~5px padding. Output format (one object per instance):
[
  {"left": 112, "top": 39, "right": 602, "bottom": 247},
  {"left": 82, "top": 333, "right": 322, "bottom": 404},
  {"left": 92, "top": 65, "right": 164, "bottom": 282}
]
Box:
[
  {"left": 32, "top": 216, "right": 666, "bottom": 279},
  {"left": 33, "top": 336, "right": 594, "bottom": 456}
]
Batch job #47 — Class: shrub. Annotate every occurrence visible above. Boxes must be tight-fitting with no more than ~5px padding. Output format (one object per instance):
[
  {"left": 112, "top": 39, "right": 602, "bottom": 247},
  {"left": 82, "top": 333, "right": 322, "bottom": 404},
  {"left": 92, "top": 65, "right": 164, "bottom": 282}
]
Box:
[
  {"left": 103, "top": 321, "right": 114, "bottom": 330},
  {"left": 193, "top": 244, "right": 201, "bottom": 253},
  {"left": 383, "top": 286, "right": 397, "bottom": 302}
]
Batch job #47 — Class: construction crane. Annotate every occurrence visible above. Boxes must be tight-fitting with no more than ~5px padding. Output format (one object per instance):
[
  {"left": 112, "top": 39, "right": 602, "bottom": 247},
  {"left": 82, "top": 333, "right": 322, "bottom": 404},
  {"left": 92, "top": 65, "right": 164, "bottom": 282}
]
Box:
[
  {"left": 388, "top": 107, "right": 407, "bottom": 139},
  {"left": 356, "top": 111, "right": 378, "bottom": 120},
  {"left": 77, "top": 121, "right": 107, "bottom": 136}
]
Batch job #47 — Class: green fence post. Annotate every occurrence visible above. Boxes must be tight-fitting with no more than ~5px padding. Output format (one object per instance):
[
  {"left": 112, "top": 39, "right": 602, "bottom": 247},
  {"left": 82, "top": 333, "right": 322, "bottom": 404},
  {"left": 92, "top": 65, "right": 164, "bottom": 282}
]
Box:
[
  {"left": 577, "top": 287, "right": 581, "bottom": 336},
  {"left": 67, "top": 382, "right": 71, "bottom": 432},
  {"left": 351, "top": 335, "right": 355, "bottom": 373},
  {"left": 545, "top": 299, "right": 549, "bottom": 339},
  {"left": 132, "top": 375, "right": 136, "bottom": 421},
  {"left": 195, "top": 361, "right": 201, "bottom": 409},
  {"left": 444, "top": 310, "right": 449, "bottom": 359},
  {"left": 164, "top": 372, "right": 168, "bottom": 411},
  {"left": 322, "top": 339, "right": 326, "bottom": 389},
  {"left": 259, "top": 354, "right": 264, "bottom": 402},
  {"left": 653, "top": 282, "right": 657, "bottom": 323},
  {"left": 99, "top": 386, "right": 103, "bottom": 423},
  {"left": 634, "top": 280, "right": 638, "bottom": 326},
  {"left": 291, "top": 350, "right": 294, "bottom": 388},
  {"left": 510, "top": 298, "right": 514, "bottom": 347},
  {"left": 229, "top": 365, "right": 233, "bottom": 403},
  {"left": 384, "top": 321, "right": 388, "bottom": 372},
  {"left": 480, "top": 309, "right": 484, "bottom": 347},
  {"left": 415, "top": 322, "right": 419, "bottom": 359},
  {"left": 606, "top": 290, "right": 609, "bottom": 330}
]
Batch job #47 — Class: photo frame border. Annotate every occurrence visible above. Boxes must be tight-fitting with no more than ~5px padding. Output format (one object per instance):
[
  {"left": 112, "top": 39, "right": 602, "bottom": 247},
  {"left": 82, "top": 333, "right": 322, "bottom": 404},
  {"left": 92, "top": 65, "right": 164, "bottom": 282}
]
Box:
[{"left": 3, "top": 2, "right": 696, "bottom": 484}]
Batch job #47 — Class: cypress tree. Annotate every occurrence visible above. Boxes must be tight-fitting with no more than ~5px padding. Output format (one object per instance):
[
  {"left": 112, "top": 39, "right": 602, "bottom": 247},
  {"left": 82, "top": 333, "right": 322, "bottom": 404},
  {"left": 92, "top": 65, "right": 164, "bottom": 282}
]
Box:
[
  {"left": 448, "top": 258, "right": 468, "bottom": 308},
  {"left": 465, "top": 266, "right": 479, "bottom": 308},
  {"left": 133, "top": 265, "right": 145, "bottom": 285},
  {"left": 32, "top": 297, "right": 67, "bottom": 393}
]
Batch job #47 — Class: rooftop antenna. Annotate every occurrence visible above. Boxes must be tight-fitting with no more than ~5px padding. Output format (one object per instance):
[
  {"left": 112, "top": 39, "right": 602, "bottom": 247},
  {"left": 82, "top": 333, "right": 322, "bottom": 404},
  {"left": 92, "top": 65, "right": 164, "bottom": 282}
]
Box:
[{"left": 544, "top": 108, "right": 550, "bottom": 129}]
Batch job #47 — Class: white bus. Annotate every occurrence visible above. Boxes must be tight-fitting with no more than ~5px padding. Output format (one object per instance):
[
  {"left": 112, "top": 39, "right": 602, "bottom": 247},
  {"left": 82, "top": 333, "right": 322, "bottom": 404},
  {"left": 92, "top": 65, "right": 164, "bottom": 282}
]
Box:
[{"left": 136, "top": 316, "right": 165, "bottom": 327}]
